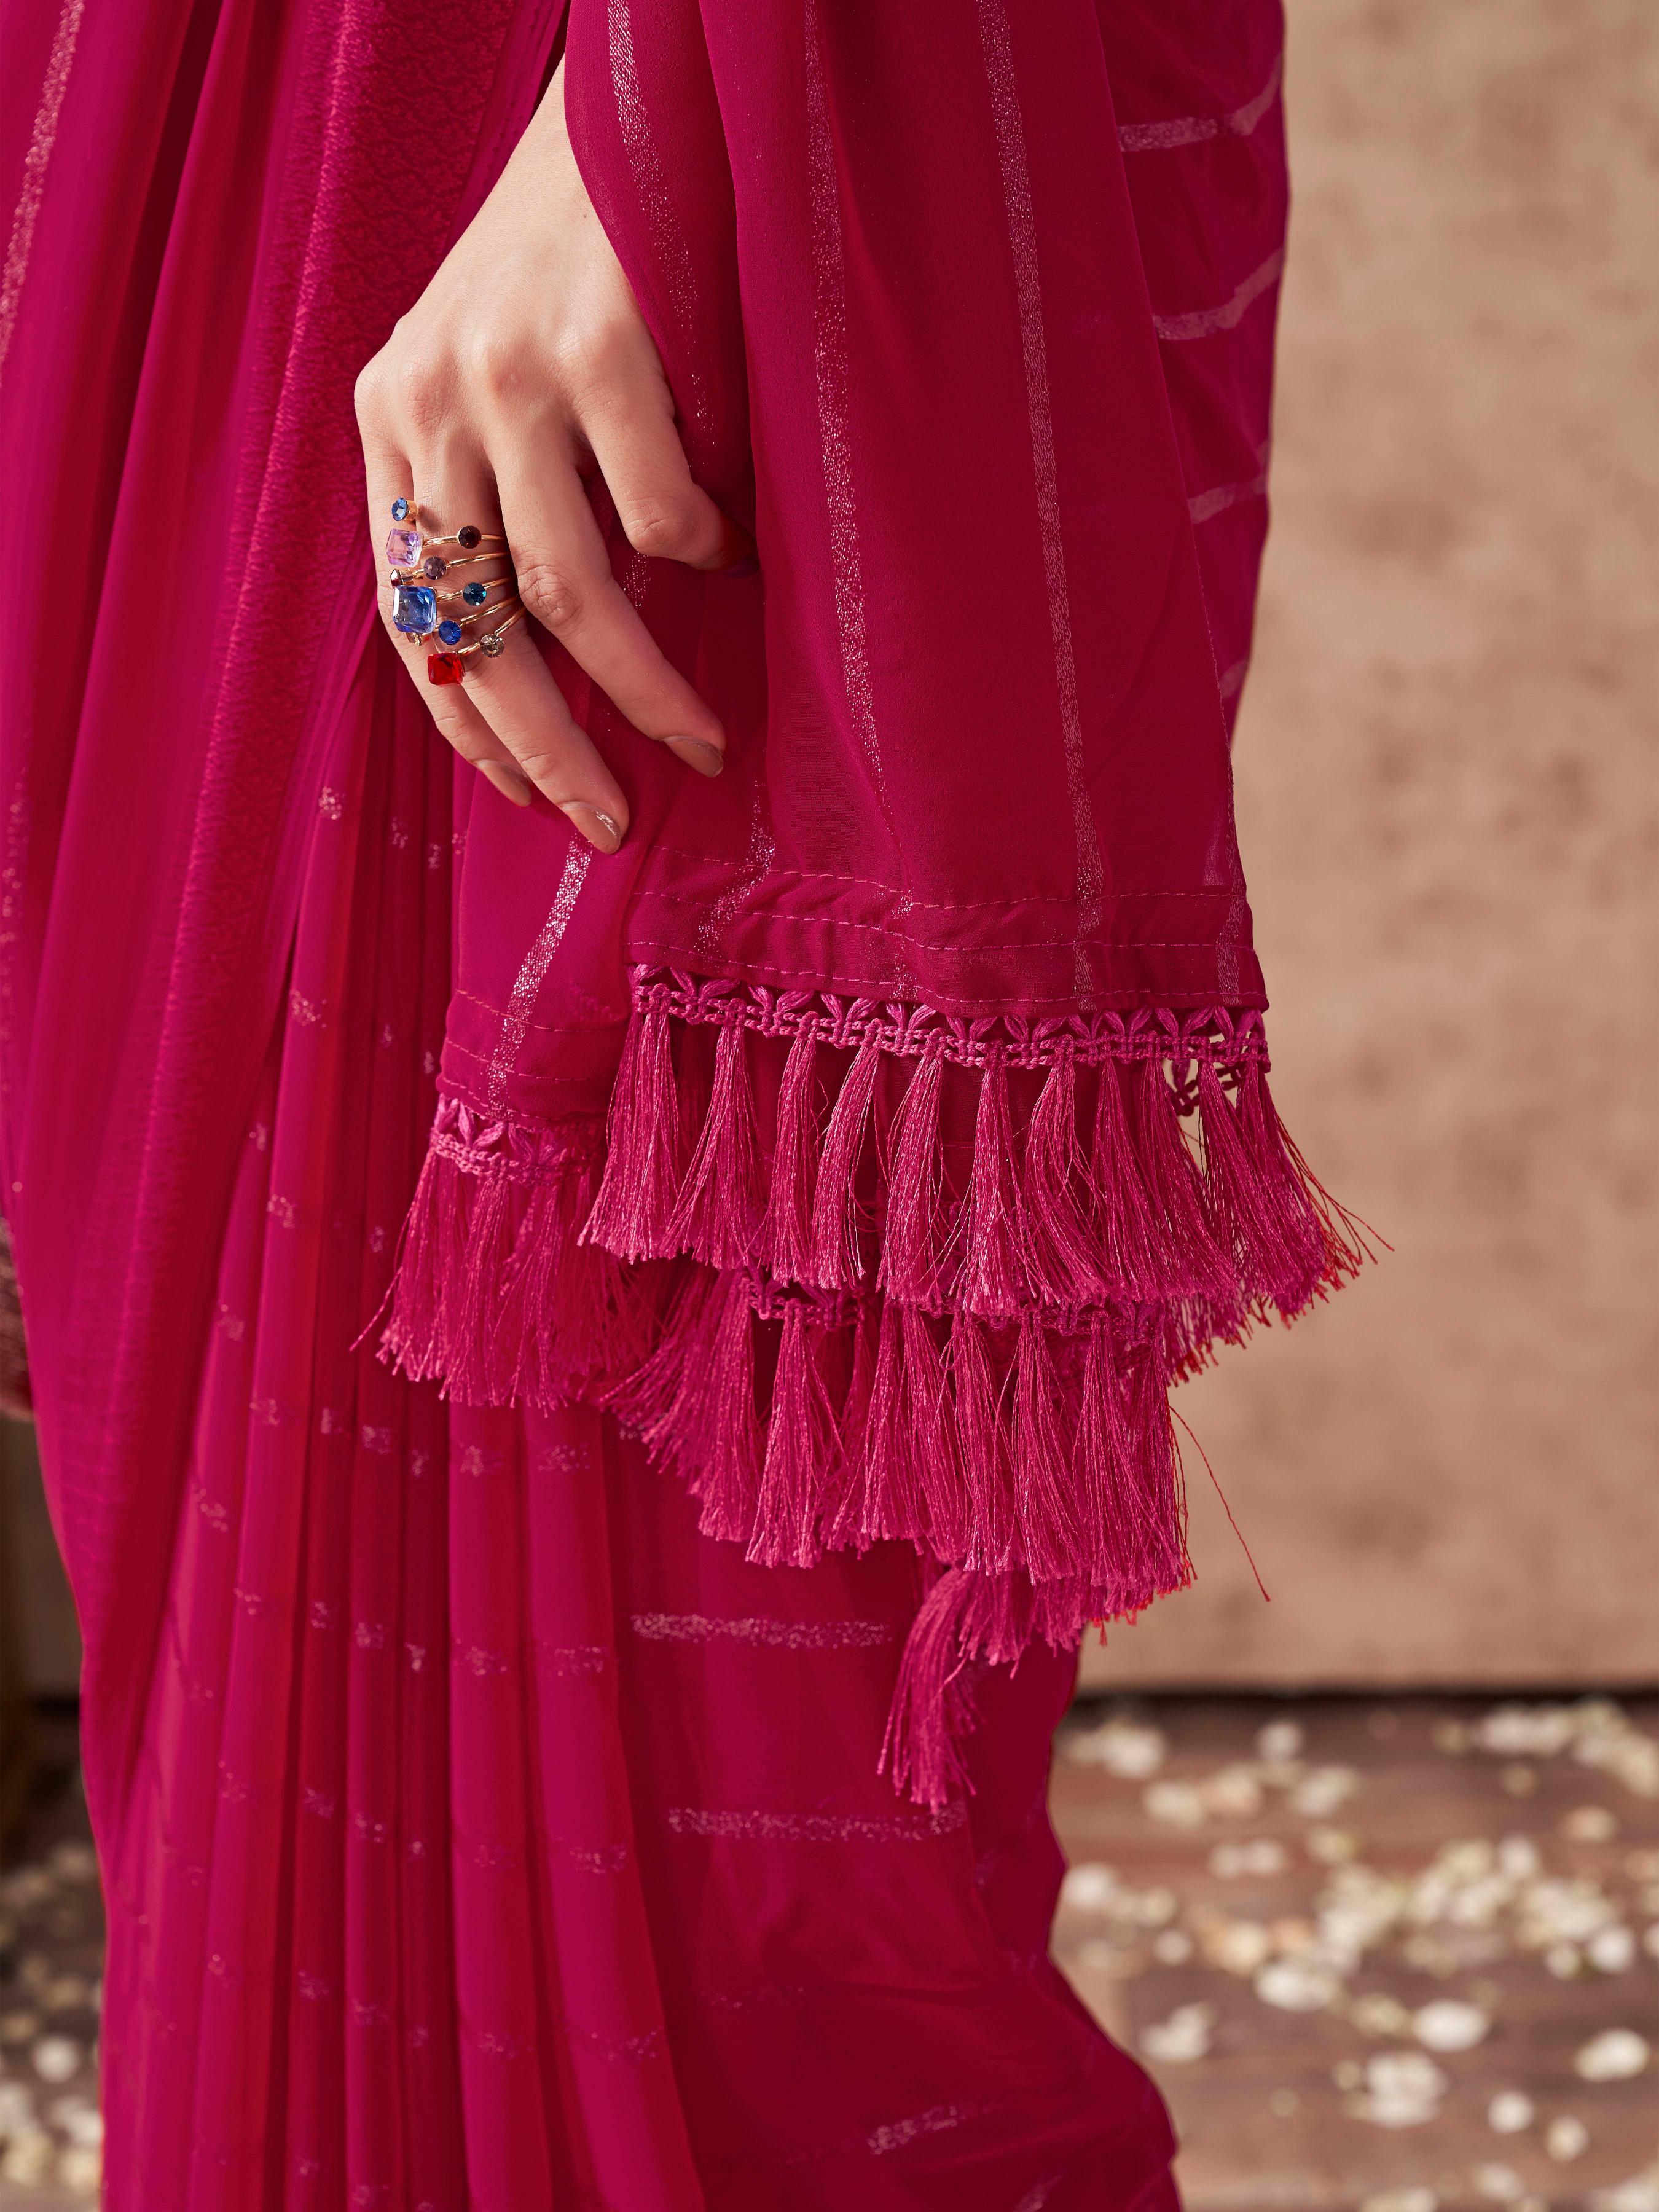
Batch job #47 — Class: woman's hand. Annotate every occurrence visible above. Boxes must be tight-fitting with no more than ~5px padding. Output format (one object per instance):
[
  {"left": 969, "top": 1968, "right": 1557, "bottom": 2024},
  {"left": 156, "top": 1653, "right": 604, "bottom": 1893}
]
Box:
[{"left": 354, "top": 64, "right": 747, "bottom": 853}]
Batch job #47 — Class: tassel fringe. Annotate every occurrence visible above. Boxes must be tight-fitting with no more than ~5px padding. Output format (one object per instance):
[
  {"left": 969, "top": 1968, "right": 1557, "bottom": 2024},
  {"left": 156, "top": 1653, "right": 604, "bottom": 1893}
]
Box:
[{"left": 382, "top": 968, "right": 1372, "bottom": 1807}]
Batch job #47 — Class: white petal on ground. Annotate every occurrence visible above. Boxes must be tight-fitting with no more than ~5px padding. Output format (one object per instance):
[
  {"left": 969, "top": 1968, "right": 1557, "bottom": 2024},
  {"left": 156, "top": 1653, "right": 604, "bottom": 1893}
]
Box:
[
  {"left": 0, "top": 2132, "right": 57, "bottom": 2186},
  {"left": 1141, "top": 2002, "right": 1215, "bottom": 2065},
  {"left": 1472, "top": 2163, "right": 1526, "bottom": 2202},
  {"left": 30, "top": 2035, "right": 81, "bottom": 2085},
  {"left": 1574, "top": 2029, "right": 1651, "bottom": 2082},
  {"left": 1257, "top": 1720, "right": 1305, "bottom": 1763},
  {"left": 1545, "top": 2116, "right": 1590, "bottom": 2162},
  {"left": 1349, "top": 2051, "right": 1450, "bottom": 2128},
  {"left": 1202, "top": 1764, "right": 1266, "bottom": 1819},
  {"left": 1591, "top": 2168, "right": 1659, "bottom": 2212},
  {"left": 1059, "top": 1864, "right": 1118, "bottom": 1913},
  {"left": 1360, "top": 2192, "right": 1438, "bottom": 2212},
  {"left": 59, "top": 2142, "right": 103, "bottom": 2195},
  {"left": 1350, "top": 1993, "right": 1416, "bottom": 2039},
  {"left": 1586, "top": 1923, "right": 1636, "bottom": 1972},
  {"left": 1209, "top": 1839, "right": 1288, "bottom": 1880},
  {"left": 1152, "top": 1929, "right": 1194, "bottom": 1964},
  {"left": 1414, "top": 1999, "right": 1491, "bottom": 2052},
  {"left": 1065, "top": 1717, "right": 1168, "bottom": 1779},
  {"left": 1563, "top": 1805, "right": 1620, "bottom": 1843},
  {"left": 1308, "top": 1826, "right": 1362, "bottom": 1864},
  {"left": 1255, "top": 1957, "right": 1341, "bottom": 2012},
  {"left": 1487, "top": 2090, "right": 1535, "bottom": 2134},
  {"left": 1143, "top": 1781, "right": 1209, "bottom": 1829},
  {"left": 1291, "top": 1765, "right": 1362, "bottom": 1818}
]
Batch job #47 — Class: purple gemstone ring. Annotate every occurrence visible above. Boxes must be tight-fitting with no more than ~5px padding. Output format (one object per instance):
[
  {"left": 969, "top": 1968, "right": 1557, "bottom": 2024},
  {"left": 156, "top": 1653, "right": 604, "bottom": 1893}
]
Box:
[{"left": 383, "top": 503, "right": 524, "bottom": 683}]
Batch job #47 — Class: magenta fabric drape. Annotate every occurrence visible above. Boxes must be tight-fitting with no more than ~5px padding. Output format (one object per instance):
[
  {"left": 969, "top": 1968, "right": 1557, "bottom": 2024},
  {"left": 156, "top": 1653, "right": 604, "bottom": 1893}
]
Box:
[{"left": 0, "top": 0, "right": 1322, "bottom": 2198}]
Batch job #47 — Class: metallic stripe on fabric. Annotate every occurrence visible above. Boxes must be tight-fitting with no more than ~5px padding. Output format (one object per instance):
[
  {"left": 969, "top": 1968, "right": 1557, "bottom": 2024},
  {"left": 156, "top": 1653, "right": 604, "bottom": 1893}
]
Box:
[
  {"left": 1154, "top": 246, "right": 1284, "bottom": 342},
  {"left": 606, "top": 0, "right": 707, "bottom": 428},
  {"left": 974, "top": 0, "right": 1104, "bottom": 987},
  {"left": 1118, "top": 55, "right": 1282, "bottom": 154},
  {"left": 630, "top": 1610, "right": 897, "bottom": 1649},
  {"left": 0, "top": 0, "right": 86, "bottom": 398},
  {"left": 803, "top": 0, "right": 887, "bottom": 809},
  {"left": 1189, "top": 464, "right": 1270, "bottom": 525},
  {"left": 485, "top": 836, "right": 590, "bottom": 1107},
  {"left": 665, "top": 1803, "right": 968, "bottom": 1843}
]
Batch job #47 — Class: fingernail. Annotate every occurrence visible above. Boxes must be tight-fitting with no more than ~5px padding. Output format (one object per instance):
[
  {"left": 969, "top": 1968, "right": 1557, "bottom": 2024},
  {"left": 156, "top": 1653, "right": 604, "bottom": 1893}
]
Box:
[
  {"left": 478, "top": 761, "right": 534, "bottom": 807},
  {"left": 667, "top": 736, "right": 724, "bottom": 777},
  {"left": 561, "top": 803, "right": 624, "bottom": 853}
]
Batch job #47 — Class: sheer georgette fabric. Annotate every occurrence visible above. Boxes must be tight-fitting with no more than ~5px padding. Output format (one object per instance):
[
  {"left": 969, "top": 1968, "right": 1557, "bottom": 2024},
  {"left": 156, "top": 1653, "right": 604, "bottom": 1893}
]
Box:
[{"left": 0, "top": 0, "right": 1303, "bottom": 2201}]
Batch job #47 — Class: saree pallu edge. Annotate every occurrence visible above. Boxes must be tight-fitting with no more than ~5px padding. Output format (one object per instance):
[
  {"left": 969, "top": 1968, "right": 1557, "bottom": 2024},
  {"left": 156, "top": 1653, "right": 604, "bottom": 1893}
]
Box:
[{"left": 381, "top": 0, "right": 1371, "bottom": 1803}]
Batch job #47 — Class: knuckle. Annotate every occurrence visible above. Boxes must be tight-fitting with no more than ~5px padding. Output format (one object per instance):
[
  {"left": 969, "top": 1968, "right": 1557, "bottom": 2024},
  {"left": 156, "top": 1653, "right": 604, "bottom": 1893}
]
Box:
[
  {"left": 465, "top": 326, "right": 524, "bottom": 399},
  {"left": 623, "top": 505, "right": 701, "bottom": 562},
  {"left": 516, "top": 557, "right": 586, "bottom": 631},
  {"left": 389, "top": 347, "right": 453, "bottom": 437}
]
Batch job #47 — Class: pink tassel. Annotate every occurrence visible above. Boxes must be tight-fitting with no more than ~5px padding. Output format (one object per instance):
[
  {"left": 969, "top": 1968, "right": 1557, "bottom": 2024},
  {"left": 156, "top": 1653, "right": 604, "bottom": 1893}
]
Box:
[
  {"left": 1122, "top": 1336, "right": 1190, "bottom": 1597},
  {"left": 830, "top": 1300, "right": 921, "bottom": 1549},
  {"left": 583, "top": 1000, "right": 686, "bottom": 1262},
  {"left": 1196, "top": 1058, "right": 1321, "bottom": 1308},
  {"left": 808, "top": 1035, "right": 881, "bottom": 1290},
  {"left": 878, "top": 1051, "right": 947, "bottom": 1306},
  {"left": 879, "top": 1568, "right": 980, "bottom": 1809},
  {"left": 748, "top": 1303, "right": 836, "bottom": 1569},
  {"left": 903, "top": 1302, "right": 969, "bottom": 1561},
  {"left": 1129, "top": 1059, "right": 1236, "bottom": 1309},
  {"left": 1010, "top": 1317, "right": 1083, "bottom": 1580},
  {"left": 1237, "top": 1061, "right": 1375, "bottom": 1300},
  {"left": 958, "top": 1057, "right": 1028, "bottom": 1320},
  {"left": 949, "top": 1309, "right": 1016, "bottom": 1574},
  {"left": 603, "top": 1269, "right": 762, "bottom": 1539},
  {"left": 1089, "top": 1060, "right": 1164, "bottom": 1299},
  {"left": 1023, "top": 1050, "right": 1108, "bottom": 1309},
  {"left": 665, "top": 1019, "right": 762, "bottom": 1269},
  {"left": 758, "top": 1020, "right": 822, "bottom": 1285},
  {"left": 1076, "top": 1317, "right": 1185, "bottom": 1605}
]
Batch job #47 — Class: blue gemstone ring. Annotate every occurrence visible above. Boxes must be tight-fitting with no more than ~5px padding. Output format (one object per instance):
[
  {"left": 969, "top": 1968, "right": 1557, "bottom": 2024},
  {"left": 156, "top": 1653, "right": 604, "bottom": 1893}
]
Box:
[{"left": 385, "top": 500, "right": 523, "bottom": 677}]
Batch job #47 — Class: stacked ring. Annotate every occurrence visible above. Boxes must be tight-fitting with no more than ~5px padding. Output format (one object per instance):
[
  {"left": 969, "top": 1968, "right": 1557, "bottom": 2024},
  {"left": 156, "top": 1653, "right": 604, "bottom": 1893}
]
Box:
[{"left": 384, "top": 501, "right": 522, "bottom": 685}]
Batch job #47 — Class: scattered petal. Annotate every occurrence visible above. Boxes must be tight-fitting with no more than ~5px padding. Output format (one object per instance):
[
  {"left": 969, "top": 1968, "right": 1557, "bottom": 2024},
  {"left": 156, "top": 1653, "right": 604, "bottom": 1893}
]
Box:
[
  {"left": 31, "top": 2034, "right": 81, "bottom": 2084},
  {"left": 1142, "top": 2002, "right": 1215, "bottom": 2065},
  {"left": 1351, "top": 2051, "right": 1449, "bottom": 2128},
  {"left": 1414, "top": 1999, "right": 1491, "bottom": 2052},
  {"left": 1546, "top": 2116, "right": 1590, "bottom": 2162},
  {"left": 1360, "top": 2192, "right": 1437, "bottom": 2212},
  {"left": 1257, "top": 1721, "right": 1304, "bottom": 1763},
  {"left": 1066, "top": 1716, "right": 1169, "bottom": 1779},
  {"left": 1152, "top": 1929, "right": 1194, "bottom": 1965},
  {"left": 1209, "top": 1839, "right": 1288, "bottom": 1880},
  {"left": 1351, "top": 1992, "right": 1416, "bottom": 2038},
  {"left": 1574, "top": 2029, "right": 1650, "bottom": 2082},
  {"left": 1563, "top": 1806, "right": 1620, "bottom": 1843},
  {"left": 1060, "top": 1864, "right": 1118, "bottom": 1913},
  {"left": 1588, "top": 1924, "right": 1636, "bottom": 1972},
  {"left": 1291, "top": 1765, "right": 1361, "bottom": 1818},
  {"left": 1309, "top": 1826, "right": 1362, "bottom": 1865},
  {"left": 1256, "top": 1958, "right": 1341, "bottom": 2013},
  {"left": 1143, "top": 1781, "right": 1208, "bottom": 1829},
  {"left": 1488, "top": 2091, "right": 1535, "bottom": 2134},
  {"left": 1472, "top": 2163, "right": 1526, "bottom": 2202}
]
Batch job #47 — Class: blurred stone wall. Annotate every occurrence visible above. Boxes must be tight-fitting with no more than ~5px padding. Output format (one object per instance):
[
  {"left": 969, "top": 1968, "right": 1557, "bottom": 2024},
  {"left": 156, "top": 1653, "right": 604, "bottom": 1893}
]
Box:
[{"left": 1084, "top": 0, "right": 1658, "bottom": 1687}]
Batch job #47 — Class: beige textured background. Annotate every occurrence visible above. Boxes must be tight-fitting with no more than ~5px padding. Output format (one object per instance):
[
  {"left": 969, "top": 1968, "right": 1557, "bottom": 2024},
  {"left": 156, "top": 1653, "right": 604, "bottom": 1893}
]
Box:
[
  {"left": 5, "top": 0, "right": 1656, "bottom": 1698},
  {"left": 1084, "top": 0, "right": 1659, "bottom": 1688}
]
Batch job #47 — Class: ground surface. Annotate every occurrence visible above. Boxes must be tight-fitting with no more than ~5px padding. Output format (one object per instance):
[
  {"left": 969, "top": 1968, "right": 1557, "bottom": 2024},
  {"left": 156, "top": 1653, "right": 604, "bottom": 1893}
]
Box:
[{"left": 1, "top": 1695, "right": 1655, "bottom": 2206}]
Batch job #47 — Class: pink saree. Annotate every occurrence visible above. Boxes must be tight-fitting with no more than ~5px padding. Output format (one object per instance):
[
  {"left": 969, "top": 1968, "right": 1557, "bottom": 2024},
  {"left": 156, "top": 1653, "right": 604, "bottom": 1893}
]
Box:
[{"left": 0, "top": 0, "right": 1340, "bottom": 2200}]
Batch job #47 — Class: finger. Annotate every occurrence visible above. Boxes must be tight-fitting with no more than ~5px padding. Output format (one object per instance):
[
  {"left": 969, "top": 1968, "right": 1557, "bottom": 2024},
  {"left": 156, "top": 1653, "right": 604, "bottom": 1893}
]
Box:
[
  {"left": 492, "top": 429, "right": 729, "bottom": 779},
  {"left": 411, "top": 467, "right": 633, "bottom": 852},
  {"left": 578, "top": 356, "right": 755, "bottom": 575},
  {"left": 359, "top": 433, "right": 537, "bottom": 808}
]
